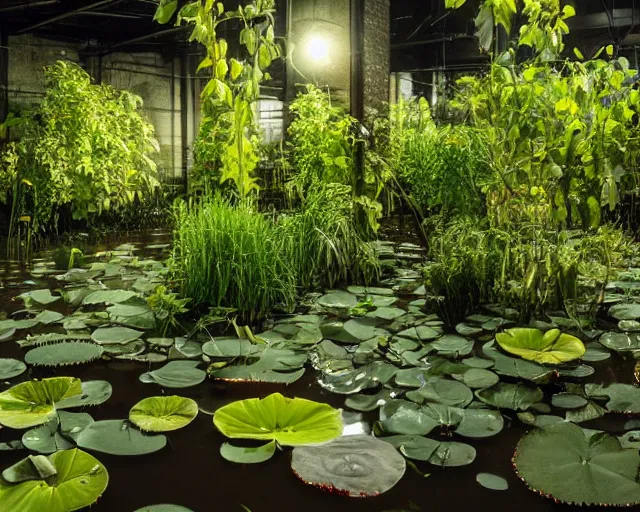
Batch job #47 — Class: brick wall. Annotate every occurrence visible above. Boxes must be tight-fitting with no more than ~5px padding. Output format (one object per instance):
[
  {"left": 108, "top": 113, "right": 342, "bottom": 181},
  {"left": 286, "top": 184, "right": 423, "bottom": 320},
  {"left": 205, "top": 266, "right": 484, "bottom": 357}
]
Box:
[{"left": 363, "top": 0, "right": 390, "bottom": 112}]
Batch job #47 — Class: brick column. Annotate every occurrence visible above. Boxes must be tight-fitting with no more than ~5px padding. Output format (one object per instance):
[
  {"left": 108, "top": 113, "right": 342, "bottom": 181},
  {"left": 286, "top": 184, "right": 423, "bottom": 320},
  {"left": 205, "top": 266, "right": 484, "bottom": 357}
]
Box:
[{"left": 363, "top": 0, "right": 390, "bottom": 112}]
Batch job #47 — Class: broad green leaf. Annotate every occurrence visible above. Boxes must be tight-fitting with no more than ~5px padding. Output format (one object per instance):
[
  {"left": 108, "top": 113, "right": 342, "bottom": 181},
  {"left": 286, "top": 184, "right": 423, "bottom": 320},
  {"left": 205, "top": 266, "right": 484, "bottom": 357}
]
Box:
[
  {"left": 129, "top": 396, "right": 198, "bottom": 432},
  {"left": 91, "top": 326, "right": 143, "bottom": 345},
  {"left": 476, "top": 473, "right": 509, "bottom": 491},
  {"left": 476, "top": 382, "right": 543, "bottom": 411},
  {"left": 0, "top": 359, "right": 26, "bottom": 379},
  {"left": 220, "top": 440, "right": 276, "bottom": 464},
  {"left": 76, "top": 420, "right": 166, "bottom": 456},
  {"left": 496, "top": 328, "right": 585, "bottom": 365},
  {"left": 154, "top": 0, "right": 178, "bottom": 24},
  {"left": 213, "top": 393, "right": 342, "bottom": 446},
  {"left": 56, "top": 381, "right": 112, "bottom": 409},
  {"left": 140, "top": 361, "right": 206, "bottom": 389},
  {"left": 445, "top": 0, "right": 466, "bottom": 8},
  {"left": 0, "top": 449, "right": 108, "bottom": 512},
  {"left": 291, "top": 435, "right": 405, "bottom": 496},
  {"left": 0, "top": 378, "right": 82, "bottom": 429},
  {"left": 25, "top": 342, "right": 104, "bottom": 367},
  {"left": 514, "top": 422, "right": 640, "bottom": 505}
]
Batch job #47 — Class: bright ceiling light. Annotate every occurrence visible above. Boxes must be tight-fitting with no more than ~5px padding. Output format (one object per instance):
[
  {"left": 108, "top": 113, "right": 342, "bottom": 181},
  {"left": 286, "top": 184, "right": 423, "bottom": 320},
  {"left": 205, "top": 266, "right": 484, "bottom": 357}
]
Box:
[{"left": 306, "top": 36, "right": 330, "bottom": 64}]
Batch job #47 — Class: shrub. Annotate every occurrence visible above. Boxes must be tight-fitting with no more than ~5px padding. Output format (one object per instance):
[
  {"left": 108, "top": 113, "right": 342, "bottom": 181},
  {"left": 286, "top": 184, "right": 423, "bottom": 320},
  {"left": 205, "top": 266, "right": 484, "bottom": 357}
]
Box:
[
  {"left": 0, "top": 61, "right": 159, "bottom": 236},
  {"left": 171, "top": 197, "right": 296, "bottom": 322}
]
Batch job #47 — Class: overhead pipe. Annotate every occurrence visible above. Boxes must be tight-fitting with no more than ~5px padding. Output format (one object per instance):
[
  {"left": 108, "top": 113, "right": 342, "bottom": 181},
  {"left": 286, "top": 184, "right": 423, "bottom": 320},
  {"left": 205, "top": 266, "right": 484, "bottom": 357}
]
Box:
[
  {"left": 0, "top": 1, "right": 59, "bottom": 13},
  {"left": 16, "top": 0, "right": 126, "bottom": 34}
]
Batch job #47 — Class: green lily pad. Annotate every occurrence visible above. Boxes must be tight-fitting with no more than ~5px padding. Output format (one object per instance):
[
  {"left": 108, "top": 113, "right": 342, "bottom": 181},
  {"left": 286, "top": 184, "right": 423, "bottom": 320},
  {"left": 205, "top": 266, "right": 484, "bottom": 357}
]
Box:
[
  {"left": 220, "top": 440, "right": 277, "bottom": 464},
  {"left": 404, "top": 377, "right": 473, "bottom": 408},
  {"left": 586, "top": 383, "right": 640, "bottom": 413},
  {"left": 482, "top": 342, "right": 554, "bottom": 383},
  {"left": 581, "top": 343, "right": 611, "bottom": 362},
  {"left": 91, "top": 326, "right": 143, "bottom": 345},
  {"left": 82, "top": 290, "right": 138, "bottom": 305},
  {"left": 2, "top": 454, "right": 57, "bottom": 483},
  {"left": 378, "top": 400, "right": 446, "bottom": 435},
  {"left": 455, "top": 369, "right": 499, "bottom": 389},
  {"left": 476, "top": 382, "right": 543, "bottom": 411},
  {"left": 397, "top": 326, "right": 443, "bottom": 342},
  {"left": 56, "top": 381, "right": 113, "bottom": 409},
  {"left": 609, "top": 303, "right": 640, "bottom": 321},
  {"left": 345, "top": 390, "right": 397, "bottom": 412},
  {"left": 432, "top": 335, "right": 474, "bottom": 357},
  {"left": 0, "top": 377, "right": 83, "bottom": 429},
  {"left": 0, "top": 449, "right": 108, "bottom": 511},
  {"left": 620, "top": 320, "right": 640, "bottom": 332},
  {"left": 134, "top": 506, "right": 194, "bottom": 512},
  {"left": 213, "top": 393, "right": 343, "bottom": 446},
  {"left": 107, "top": 303, "right": 156, "bottom": 330},
  {"left": 34, "top": 310, "right": 64, "bottom": 325},
  {"left": 496, "top": 328, "right": 586, "bottom": 365},
  {"left": 319, "top": 362, "right": 397, "bottom": 394},
  {"left": 373, "top": 307, "right": 406, "bottom": 321},
  {"left": 456, "top": 323, "right": 484, "bottom": 336},
  {"left": 22, "top": 417, "right": 74, "bottom": 454},
  {"left": 382, "top": 435, "right": 476, "bottom": 467},
  {"left": 476, "top": 473, "right": 509, "bottom": 491},
  {"left": 462, "top": 357, "right": 494, "bottom": 369},
  {"left": 0, "top": 359, "right": 27, "bottom": 379},
  {"left": 599, "top": 332, "right": 640, "bottom": 353},
  {"left": 291, "top": 435, "right": 406, "bottom": 497},
  {"left": 211, "top": 347, "right": 306, "bottom": 384},
  {"left": 619, "top": 431, "right": 640, "bottom": 450},
  {"left": 551, "top": 393, "right": 589, "bottom": 410},
  {"left": 129, "top": 396, "right": 198, "bottom": 432},
  {"left": 25, "top": 342, "right": 104, "bottom": 367},
  {"left": 169, "top": 338, "right": 203, "bottom": 360},
  {"left": 456, "top": 407, "right": 504, "bottom": 438},
  {"left": 140, "top": 361, "right": 206, "bottom": 389},
  {"left": 76, "top": 419, "right": 167, "bottom": 456},
  {"left": 18, "top": 289, "right": 61, "bottom": 307},
  {"left": 514, "top": 422, "right": 640, "bottom": 506},
  {"left": 318, "top": 291, "right": 358, "bottom": 309}
]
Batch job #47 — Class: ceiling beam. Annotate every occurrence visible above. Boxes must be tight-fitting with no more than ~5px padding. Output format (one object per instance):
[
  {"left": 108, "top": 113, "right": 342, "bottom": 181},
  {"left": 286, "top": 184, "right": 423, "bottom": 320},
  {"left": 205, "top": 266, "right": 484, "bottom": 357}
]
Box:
[
  {"left": 0, "top": 1, "right": 59, "bottom": 13},
  {"left": 15, "top": 0, "right": 127, "bottom": 34}
]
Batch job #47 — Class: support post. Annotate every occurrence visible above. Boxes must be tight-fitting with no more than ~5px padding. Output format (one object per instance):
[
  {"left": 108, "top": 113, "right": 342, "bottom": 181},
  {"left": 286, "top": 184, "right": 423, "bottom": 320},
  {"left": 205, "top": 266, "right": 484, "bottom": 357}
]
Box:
[
  {"left": 180, "top": 53, "right": 189, "bottom": 194},
  {"left": 350, "top": 0, "right": 365, "bottom": 197},
  {"left": 0, "top": 29, "right": 8, "bottom": 143}
]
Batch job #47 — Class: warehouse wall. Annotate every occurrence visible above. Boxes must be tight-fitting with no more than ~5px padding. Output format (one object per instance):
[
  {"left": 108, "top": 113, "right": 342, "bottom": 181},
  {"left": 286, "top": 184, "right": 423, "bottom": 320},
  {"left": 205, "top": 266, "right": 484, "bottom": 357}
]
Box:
[{"left": 5, "top": 35, "right": 190, "bottom": 186}]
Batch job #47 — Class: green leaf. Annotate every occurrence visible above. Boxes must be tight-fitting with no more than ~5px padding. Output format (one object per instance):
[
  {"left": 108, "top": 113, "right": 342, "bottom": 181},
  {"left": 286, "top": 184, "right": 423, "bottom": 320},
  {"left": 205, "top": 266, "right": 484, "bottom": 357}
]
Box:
[
  {"left": 476, "top": 473, "right": 509, "bottom": 491},
  {"left": 230, "top": 59, "right": 244, "bottom": 80},
  {"left": 476, "top": 382, "right": 543, "bottom": 411},
  {"left": 291, "top": 435, "right": 406, "bottom": 496},
  {"left": 456, "top": 407, "right": 504, "bottom": 438},
  {"left": 0, "top": 449, "right": 109, "bottom": 512},
  {"left": 219, "top": 440, "right": 276, "bottom": 464},
  {"left": 586, "top": 383, "right": 640, "bottom": 413},
  {"left": 91, "top": 326, "right": 143, "bottom": 345},
  {"left": 134, "top": 507, "right": 193, "bottom": 512},
  {"left": 213, "top": 393, "right": 343, "bottom": 446},
  {"left": 76, "top": 420, "right": 166, "bottom": 456},
  {"left": 0, "top": 358, "right": 27, "bottom": 379},
  {"left": 129, "top": 396, "right": 198, "bottom": 432},
  {"left": 25, "top": 342, "right": 104, "bottom": 367},
  {"left": 140, "top": 361, "right": 206, "bottom": 388},
  {"left": 83, "top": 290, "right": 138, "bottom": 305},
  {"left": 154, "top": 0, "right": 178, "bottom": 24},
  {"left": 215, "top": 59, "right": 229, "bottom": 80},
  {"left": 0, "top": 377, "right": 83, "bottom": 429},
  {"left": 495, "top": 328, "right": 586, "bottom": 365},
  {"left": 383, "top": 435, "right": 477, "bottom": 467},
  {"left": 445, "top": 0, "right": 466, "bottom": 8},
  {"left": 514, "top": 422, "right": 640, "bottom": 505},
  {"left": 2, "top": 454, "right": 57, "bottom": 482},
  {"left": 211, "top": 347, "right": 306, "bottom": 384},
  {"left": 56, "top": 381, "right": 112, "bottom": 409}
]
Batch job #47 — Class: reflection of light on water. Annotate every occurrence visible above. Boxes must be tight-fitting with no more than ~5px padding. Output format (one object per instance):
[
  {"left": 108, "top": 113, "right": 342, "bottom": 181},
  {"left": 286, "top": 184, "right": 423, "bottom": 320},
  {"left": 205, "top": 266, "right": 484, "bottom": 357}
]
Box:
[{"left": 341, "top": 410, "right": 370, "bottom": 437}]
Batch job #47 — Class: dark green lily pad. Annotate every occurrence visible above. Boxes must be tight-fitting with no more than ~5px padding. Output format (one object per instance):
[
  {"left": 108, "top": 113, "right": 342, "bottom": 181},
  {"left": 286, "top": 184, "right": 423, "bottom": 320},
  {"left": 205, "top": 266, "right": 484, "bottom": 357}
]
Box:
[
  {"left": 22, "top": 417, "right": 74, "bottom": 454},
  {"left": 220, "top": 441, "right": 276, "bottom": 464},
  {"left": 514, "top": 422, "right": 640, "bottom": 506},
  {"left": 476, "top": 382, "right": 543, "bottom": 411},
  {"left": 0, "top": 359, "right": 26, "bottom": 379},
  {"left": 76, "top": 419, "right": 166, "bottom": 455},
  {"left": 25, "top": 342, "right": 104, "bottom": 367},
  {"left": 551, "top": 393, "right": 589, "bottom": 410},
  {"left": 456, "top": 407, "right": 504, "bottom": 438},
  {"left": 599, "top": 332, "right": 640, "bottom": 353},
  {"left": 211, "top": 347, "right": 306, "bottom": 384},
  {"left": 586, "top": 383, "right": 640, "bottom": 413},
  {"left": 140, "top": 361, "right": 206, "bottom": 389},
  {"left": 82, "top": 290, "right": 138, "bottom": 305},
  {"left": 56, "top": 380, "right": 113, "bottom": 409},
  {"left": 91, "top": 326, "right": 143, "bottom": 345},
  {"left": 383, "top": 435, "right": 476, "bottom": 467},
  {"left": 455, "top": 368, "right": 499, "bottom": 389},
  {"left": 609, "top": 303, "right": 640, "bottom": 321},
  {"left": 404, "top": 377, "right": 473, "bottom": 408},
  {"left": 345, "top": 390, "right": 397, "bottom": 412},
  {"left": 476, "top": 473, "right": 509, "bottom": 491},
  {"left": 134, "top": 506, "right": 194, "bottom": 512},
  {"left": 318, "top": 291, "right": 358, "bottom": 309},
  {"left": 482, "top": 342, "right": 554, "bottom": 383}
]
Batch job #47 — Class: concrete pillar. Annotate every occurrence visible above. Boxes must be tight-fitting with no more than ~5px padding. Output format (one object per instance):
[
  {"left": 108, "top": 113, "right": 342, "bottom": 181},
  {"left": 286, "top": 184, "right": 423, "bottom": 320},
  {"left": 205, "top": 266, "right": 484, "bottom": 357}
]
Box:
[
  {"left": 0, "top": 29, "right": 8, "bottom": 138},
  {"left": 363, "top": 0, "right": 390, "bottom": 112}
]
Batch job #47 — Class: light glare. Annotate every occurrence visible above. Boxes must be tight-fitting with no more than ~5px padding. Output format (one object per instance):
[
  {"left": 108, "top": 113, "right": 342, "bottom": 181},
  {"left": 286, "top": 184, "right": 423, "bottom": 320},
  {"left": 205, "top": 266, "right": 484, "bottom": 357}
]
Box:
[{"left": 306, "top": 36, "right": 329, "bottom": 63}]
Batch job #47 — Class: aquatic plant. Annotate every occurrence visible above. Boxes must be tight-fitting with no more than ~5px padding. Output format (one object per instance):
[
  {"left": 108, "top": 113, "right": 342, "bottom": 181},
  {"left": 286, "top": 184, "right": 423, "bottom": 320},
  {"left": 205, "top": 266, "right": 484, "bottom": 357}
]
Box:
[
  {"left": 129, "top": 396, "right": 199, "bottom": 432},
  {"left": 496, "top": 328, "right": 586, "bottom": 365},
  {"left": 0, "top": 449, "right": 109, "bottom": 512},
  {"left": 171, "top": 196, "right": 296, "bottom": 321}
]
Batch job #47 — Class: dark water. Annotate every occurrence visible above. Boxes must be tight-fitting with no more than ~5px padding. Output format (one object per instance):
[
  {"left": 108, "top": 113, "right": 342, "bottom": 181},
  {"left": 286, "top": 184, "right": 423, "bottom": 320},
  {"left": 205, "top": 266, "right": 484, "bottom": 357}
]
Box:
[{"left": 0, "top": 230, "right": 636, "bottom": 512}]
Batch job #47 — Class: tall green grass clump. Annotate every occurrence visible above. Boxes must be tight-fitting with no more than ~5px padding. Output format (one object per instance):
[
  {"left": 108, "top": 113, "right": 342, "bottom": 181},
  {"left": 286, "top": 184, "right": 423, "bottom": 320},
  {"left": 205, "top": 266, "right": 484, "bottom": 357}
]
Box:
[
  {"left": 172, "top": 197, "right": 296, "bottom": 321},
  {"left": 279, "top": 182, "right": 380, "bottom": 290}
]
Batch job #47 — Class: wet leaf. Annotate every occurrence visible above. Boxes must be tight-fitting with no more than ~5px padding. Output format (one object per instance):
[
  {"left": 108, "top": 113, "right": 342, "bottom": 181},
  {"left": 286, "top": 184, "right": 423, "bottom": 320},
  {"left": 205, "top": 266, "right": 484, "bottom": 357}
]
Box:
[
  {"left": 476, "top": 382, "right": 543, "bottom": 411},
  {"left": 76, "top": 420, "right": 166, "bottom": 456},
  {"left": 140, "top": 361, "right": 206, "bottom": 389},
  {"left": 25, "top": 342, "right": 104, "bottom": 367},
  {"left": 129, "top": 396, "right": 198, "bottom": 432},
  {"left": 220, "top": 440, "right": 276, "bottom": 464}
]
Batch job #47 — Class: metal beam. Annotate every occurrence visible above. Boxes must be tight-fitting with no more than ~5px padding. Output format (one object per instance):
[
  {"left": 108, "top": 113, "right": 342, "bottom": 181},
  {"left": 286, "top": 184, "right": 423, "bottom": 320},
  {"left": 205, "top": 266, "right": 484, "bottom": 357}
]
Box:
[
  {"left": 350, "top": 0, "right": 365, "bottom": 197},
  {"left": 74, "top": 12, "right": 145, "bottom": 19},
  {"left": 0, "top": 1, "right": 59, "bottom": 13},
  {"left": 103, "top": 27, "right": 189, "bottom": 54},
  {"left": 391, "top": 34, "right": 474, "bottom": 49},
  {"left": 0, "top": 29, "right": 8, "bottom": 142},
  {"left": 16, "top": 0, "right": 126, "bottom": 34}
]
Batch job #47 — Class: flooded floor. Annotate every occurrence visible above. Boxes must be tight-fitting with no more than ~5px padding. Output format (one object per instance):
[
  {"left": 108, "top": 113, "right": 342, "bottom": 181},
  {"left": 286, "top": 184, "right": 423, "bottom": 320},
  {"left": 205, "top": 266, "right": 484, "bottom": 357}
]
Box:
[{"left": 0, "top": 229, "right": 635, "bottom": 512}]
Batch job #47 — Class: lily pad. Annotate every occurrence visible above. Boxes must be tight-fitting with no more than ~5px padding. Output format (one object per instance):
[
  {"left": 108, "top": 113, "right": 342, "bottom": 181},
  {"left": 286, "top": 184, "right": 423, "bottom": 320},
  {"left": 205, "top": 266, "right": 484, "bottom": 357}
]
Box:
[
  {"left": 456, "top": 407, "right": 504, "bottom": 438},
  {"left": 476, "top": 382, "right": 543, "bottom": 411},
  {"left": 0, "top": 359, "right": 27, "bottom": 379},
  {"left": 129, "top": 396, "right": 198, "bottom": 432},
  {"left": 107, "top": 303, "right": 156, "bottom": 330},
  {"left": 76, "top": 420, "right": 166, "bottom": 456},
  {"left": 213, "top": 393, "right": 343, "bottom": 446},
  {"left": 134, "top": 507, "right": 194, "bottom": 512},
  {"left": 404, "top": 377, "right": 473, "bottom": 408},
  {"left": 482, "top": 342, "right": 554, "bottom": 383},
  {"left": 373, "top": 307, "right": 406, "bottom": 321},
  {"left": 456, "top": 369, "right": 499, "bottom": 389},
  {"left": 609, "top": 303, "right": 640, "bottom": 321},
  {"left": 91, "top": 326, "right": 143, "bottom": 345},
  {"left": 220, "top": 440, "right": 277, "bottom": 464},
  {"left": 513, "top": 422, "right": 640, "bottom": 506},
  {"left": 551, "top": 393, "right": 589, "bottom": 410},
  {"left": 318, "top": 291, "right": 358, "bottom": 310},
  {"left": 476, "top": 473, "right": 509, "bottom": 491},
  {"left": 382, "top": 435, "right": 476, "bottom": 467},
  {"left": 432, "top": 335, "right": 474, "bottom": 357},
  {"left": 140, "top": 361, "right": 206, "bottom": 389},
  {"left": 34, "top": 310, "right": 64, "bottom": 325},
  {"left": 345, "top": 390, "right": 397, "bottom": 412},
  {"left": 586, "top": 383, "right": 640, "bottom": 413},
  {"left": 291, "top": 435, "right": 406, "bottom": 497},
  {"left": 56, "top": 381, "right": 113, "bottom": 409},
  {"left": 25, "top": 342, "right": 104, "bottom": 367},
  {"left": 0, "top": 377, "right": 83, "bottom": 429},
  {"left": 0, "top": 449, "right": 109, "bottom": 511},
  {"left": 22, "top": 417, "right": 74, "bottom": 454},
  {"left": 496, "top": 328, "right": 585, "bottom": 365},
  {"left": 82, "top": 289, "right": 138, "bottom": 305},
  {"left": 18, "top": 289, "right": 61, "bottom": 307},
  {"left": 599, "top": 332, "right": 640, "bottom": 353},
  {"left": 211, "top": 347, "right": 306, "bottom": 384}
]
